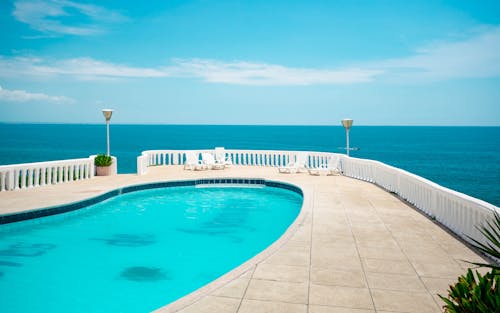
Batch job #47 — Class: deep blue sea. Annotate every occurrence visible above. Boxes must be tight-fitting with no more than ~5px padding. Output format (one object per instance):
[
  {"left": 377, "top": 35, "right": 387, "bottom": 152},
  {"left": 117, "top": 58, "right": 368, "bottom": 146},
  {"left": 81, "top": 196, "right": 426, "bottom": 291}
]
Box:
[{"left": 0, "top": 124, "right": 499, "bottom": 206}]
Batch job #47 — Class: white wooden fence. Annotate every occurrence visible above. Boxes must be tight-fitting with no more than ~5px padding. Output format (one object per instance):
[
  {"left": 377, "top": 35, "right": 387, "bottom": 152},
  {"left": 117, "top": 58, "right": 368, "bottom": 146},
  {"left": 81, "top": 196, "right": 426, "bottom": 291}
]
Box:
[
  {"left": 0, "top": 156, "right": 95, "bottom": 191},
  {"left": 137, "top": 149, "right": 499, "bottom": 249}
]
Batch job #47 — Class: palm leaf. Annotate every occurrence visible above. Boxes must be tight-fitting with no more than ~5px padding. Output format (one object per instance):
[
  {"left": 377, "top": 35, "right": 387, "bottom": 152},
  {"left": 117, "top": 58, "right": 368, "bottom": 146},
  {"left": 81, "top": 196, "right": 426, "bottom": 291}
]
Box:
[{"left": 465, "top": 212, "right": 500, "bottom": 270}]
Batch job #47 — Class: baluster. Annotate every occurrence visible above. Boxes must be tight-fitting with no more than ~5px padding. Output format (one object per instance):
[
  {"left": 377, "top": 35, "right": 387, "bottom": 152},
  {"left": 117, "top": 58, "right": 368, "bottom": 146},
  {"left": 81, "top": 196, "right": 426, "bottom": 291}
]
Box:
[
  {"left": 40, "top": 167, "right": 46, "bottom": 186},
  {"left": 20, "top": 168, "right": 26, "bottom": 189},
  {"left": 26, "top": 168, "right": 31, "bottom": 188},
  {"left": 0, "top": 171, "right": 4, "bottom": 191},
  {"left": 34, "top": 168, "right": 40, "bottom": 187},
  {"left": 87, "top": 162, "right": 91, "bottom": 179},
  {"left": 47, "top": 167, "right": 52, "bottom": 184},
  {"left": 55, "top": 166, "right": 61, "bottom": 184}
]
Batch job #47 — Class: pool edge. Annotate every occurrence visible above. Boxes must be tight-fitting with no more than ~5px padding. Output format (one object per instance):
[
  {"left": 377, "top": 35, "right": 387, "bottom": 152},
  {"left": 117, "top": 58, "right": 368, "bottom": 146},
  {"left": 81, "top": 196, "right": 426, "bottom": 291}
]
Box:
[{"left": 152, "top": 181, "right": 312, "bottom": 313}]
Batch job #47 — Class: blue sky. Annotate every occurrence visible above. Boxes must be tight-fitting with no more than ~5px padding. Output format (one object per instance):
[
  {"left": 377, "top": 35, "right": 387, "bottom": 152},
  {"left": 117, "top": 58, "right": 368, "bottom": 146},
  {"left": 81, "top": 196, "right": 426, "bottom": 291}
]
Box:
[{"left": 0, "top": 0, "right": 499, "bottom": 125}]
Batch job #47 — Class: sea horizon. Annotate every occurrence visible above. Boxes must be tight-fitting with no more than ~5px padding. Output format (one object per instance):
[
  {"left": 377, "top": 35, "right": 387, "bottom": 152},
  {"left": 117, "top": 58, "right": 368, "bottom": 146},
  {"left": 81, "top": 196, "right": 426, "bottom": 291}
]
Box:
[{"left": 1, "top": 122, "right": 499, "bottom": 127}]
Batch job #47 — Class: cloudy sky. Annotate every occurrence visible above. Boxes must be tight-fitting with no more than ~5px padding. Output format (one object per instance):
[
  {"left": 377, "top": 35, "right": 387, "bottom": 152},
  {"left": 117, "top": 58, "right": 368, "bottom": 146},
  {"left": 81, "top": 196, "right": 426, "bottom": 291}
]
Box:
[{"left": 0, "top": 0, "right": 499, "bottom": 125}]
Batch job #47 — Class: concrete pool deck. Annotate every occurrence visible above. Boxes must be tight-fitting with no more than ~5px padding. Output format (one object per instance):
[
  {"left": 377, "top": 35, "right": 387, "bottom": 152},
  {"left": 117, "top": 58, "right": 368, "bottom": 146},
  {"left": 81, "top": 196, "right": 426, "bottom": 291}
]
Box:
[{"left": 0, "top": 166, "right": 489, "bottom": 313}]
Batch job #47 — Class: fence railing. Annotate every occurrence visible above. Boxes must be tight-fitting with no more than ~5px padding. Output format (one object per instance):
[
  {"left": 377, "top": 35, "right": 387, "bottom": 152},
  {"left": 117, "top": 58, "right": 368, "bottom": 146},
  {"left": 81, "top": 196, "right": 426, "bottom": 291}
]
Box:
[
  {"left": 137, "top": 149, "right": 499, "bottom": 249},
  {"left": 136, "top": 149, "right": 335, "bottom": 175},
  {"left": 340, "top": 156, "right": 499, "bottom": 249},
  {"left": 0, "top": 156, "right": 95, "bottom": 192}
]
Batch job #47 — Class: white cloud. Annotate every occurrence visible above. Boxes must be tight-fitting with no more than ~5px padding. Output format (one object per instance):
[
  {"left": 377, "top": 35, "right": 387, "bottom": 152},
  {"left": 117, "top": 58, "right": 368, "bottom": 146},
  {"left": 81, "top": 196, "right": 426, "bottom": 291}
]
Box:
[
  {"left": 13, "top": 0, "right": 126, "bottom": 36},
  {"left": 0, "top": 56, "right": 380, "bottom": 84},
  {"left": 1, "top": 26, "right": 499, "bottom": 85},
  {"left": 0, "top": 56, "right": 167, "bottom": 80},
  {"left": 0, "top": 85, "right": 74, "bottom": 104},
  {"left": 372, "top": 26, "right": 500, "bottom": 82},
  {"left": 165, "top": 59, "right": 381, "bottom": 85}
]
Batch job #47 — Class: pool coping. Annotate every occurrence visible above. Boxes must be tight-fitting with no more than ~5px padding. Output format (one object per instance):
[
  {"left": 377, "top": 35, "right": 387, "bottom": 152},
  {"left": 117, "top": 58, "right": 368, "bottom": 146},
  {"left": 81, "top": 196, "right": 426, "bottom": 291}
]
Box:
[{"left": 0, "top": 176, "right": 310, "bottom": 313}]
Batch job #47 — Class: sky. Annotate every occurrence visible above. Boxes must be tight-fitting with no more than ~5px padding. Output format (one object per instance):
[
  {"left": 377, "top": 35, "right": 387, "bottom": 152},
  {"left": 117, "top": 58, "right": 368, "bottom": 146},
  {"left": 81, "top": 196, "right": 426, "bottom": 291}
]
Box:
[{"left": 0, "top": 0, "right": 499, "bottom": 125}]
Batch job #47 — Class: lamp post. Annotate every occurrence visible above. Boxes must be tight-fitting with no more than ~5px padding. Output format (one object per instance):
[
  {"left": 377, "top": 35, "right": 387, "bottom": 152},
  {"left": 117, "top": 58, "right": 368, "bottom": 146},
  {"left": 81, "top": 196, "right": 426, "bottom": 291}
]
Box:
[
  {"left": 102, "top": 109, "right": 113, "bottom": 156},
  {"left": 341, "top": 118, "right": 353, "bottom": 156}
]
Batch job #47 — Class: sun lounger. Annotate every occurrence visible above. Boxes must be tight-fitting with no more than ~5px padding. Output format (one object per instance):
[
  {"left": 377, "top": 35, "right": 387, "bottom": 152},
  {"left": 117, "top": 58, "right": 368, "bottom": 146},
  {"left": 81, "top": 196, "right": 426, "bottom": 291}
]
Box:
[
  {"left": 215, "top": 147, "right": 233, "bottom": 167},
  {"left": 279, "top": 152, "right": 308, "bottom": 174},
  {"left": 308, "top": 156, "right": 341, "bottom": 176},
  {"left": 202, "top": 152, "right": 225, "bottom": 170},
  {"left": 184, "top": 152, "right": 207, "bottom": 170}
]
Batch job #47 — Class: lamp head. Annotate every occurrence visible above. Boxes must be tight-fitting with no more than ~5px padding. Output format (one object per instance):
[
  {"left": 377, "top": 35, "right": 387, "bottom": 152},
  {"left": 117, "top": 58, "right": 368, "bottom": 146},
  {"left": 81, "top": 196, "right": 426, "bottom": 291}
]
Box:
[
  {"left": 102, "top": 109, "right": 113, "bottom": 121},
  {"left": 341, "top": 118, "right": 353, "bottom": 130}
]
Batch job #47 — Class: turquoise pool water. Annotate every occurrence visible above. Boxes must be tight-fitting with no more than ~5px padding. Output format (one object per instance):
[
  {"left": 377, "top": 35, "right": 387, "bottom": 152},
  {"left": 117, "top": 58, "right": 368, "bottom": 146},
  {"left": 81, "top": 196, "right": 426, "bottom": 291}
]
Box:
[{"left": 0, "top": 185, "right": 302, "bottom": 313}]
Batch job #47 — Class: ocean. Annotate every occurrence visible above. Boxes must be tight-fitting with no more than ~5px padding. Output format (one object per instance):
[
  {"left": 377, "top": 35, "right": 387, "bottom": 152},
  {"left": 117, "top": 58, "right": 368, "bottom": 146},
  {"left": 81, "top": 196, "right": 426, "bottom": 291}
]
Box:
[{"left": 0, "top": 124, "right": 498, "bottom": 207}]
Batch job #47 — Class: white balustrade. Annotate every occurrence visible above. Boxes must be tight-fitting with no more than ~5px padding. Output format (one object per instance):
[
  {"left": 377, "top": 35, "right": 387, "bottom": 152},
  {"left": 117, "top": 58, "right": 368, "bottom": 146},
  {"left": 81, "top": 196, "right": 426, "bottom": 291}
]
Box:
[
  {"left": 137, "top": 149, "right": 499, "bottom": 249},
  {"left": 0, "top": 157, "right": 95, "bottom": 192}
]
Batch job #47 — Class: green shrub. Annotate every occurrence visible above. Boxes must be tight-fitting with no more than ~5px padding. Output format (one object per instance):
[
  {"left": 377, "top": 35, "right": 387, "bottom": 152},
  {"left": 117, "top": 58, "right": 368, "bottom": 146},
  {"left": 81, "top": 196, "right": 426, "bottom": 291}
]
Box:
[
  {"left": 440, "top": 212, "right": 500, "bottom": 312},
  {"left": 439, "top": 269, "right": 499, "bottom": 313},
  {"left": 94, "top": 154, "right": 112, "bottom": 167},
  {"left": 466, "top": 212, "right": 500, "bottom": 271}
]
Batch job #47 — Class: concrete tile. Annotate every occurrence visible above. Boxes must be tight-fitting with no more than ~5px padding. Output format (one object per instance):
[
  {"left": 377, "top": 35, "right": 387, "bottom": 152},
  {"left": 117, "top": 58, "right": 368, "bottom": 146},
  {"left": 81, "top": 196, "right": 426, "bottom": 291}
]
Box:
[
  {"left": 403, "top": 247, "right": 453, "bottom": 263},
  {"left": 371, "top": 289, "right": 441, "bottom": 313},
  {"left": 311, "top": 268, "right": 367, "bottom": 288},
  {"left": 355, "top": 238, "right": 399, "bottom": 249},
  {"left": 244, "top": 279, "right": 308, "bottom": 304},
  {"left": 309, "top": 284, "right": 373, "bottom": 309},
  {"left": 356, "top": 246, "right": 406, "bottom": 260},
  {"left": 312, "top": 234, "right": 356, "bottom": 245},
  {"left": 211, "top": 277, "right": 250, "bottom": 298},
  {"left": 313, "top": 223, "right": 352, "bottom": 235},
  {"left": 239, "top": 269, "right": 254, "bottom": 279},
  {"left": 365, "top": 272, "right": 426, "bottom": 292},
  {"left": 253, "top": 263, "right": 309, "bottom": 283},
  {"left": 238, "top": 299, "right": 306, "bottom": 313},
  {"left": 264, "top": 245, "right": 310, "bottom": 267},
  {"left": 176, "top": 296, "right": 240, "bottom": 313},
  {"left": 362, "top": 258, "right": 414, "bottom": 275},
  {"left": 311, "top": 253, "right": 363, "bottom": 272},
  {"left": 308, "top": 305, "right": 374, "bottom": 313},
  {"left": 411, "top": 261, "right": 464, "bottom": 278},
  {"left": 312, "top": 244, "right": 359, "bottom": 259},
  {"left": 421, "top": 276, "right": 454, "bottom": 295}
]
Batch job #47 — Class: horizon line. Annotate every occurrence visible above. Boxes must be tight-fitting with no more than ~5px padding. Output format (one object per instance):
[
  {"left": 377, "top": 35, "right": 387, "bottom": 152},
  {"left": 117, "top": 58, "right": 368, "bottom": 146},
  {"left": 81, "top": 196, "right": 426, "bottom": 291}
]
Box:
[{"left": 0, "top": 122, "right": 499, "bottom": 127}]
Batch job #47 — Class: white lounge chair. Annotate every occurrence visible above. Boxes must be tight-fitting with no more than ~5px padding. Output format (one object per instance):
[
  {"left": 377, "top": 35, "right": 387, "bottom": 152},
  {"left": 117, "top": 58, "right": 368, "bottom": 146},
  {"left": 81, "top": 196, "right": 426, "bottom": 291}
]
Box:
[
  {"left": 184, "top": 152, "right": 207, "bottom": 170},
  {"left": 202, "top": 152, "right": 225, "bottom": 170},
  {"left": 279, "top": 152, "right": 308, "bottom": 174},
  {"left": 308, "top": 156, "right": 341, "bottom": 176},
  {"left": 215, "top": 147, "right": 233, "bottom": 167}
]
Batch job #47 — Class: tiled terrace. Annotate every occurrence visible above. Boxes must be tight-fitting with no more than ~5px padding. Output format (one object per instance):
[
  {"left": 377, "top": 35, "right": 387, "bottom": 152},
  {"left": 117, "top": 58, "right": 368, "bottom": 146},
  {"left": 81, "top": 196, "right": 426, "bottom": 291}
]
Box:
[{"left": 0, "top": 166, "right": 489, "bottom": 313}]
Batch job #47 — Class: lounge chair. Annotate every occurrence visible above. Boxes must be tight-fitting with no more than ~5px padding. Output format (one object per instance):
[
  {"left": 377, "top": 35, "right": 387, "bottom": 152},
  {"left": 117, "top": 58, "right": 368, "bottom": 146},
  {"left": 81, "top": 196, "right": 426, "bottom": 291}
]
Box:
[
  {"left": 278, "top": 152, "right": 308, "bottom": 174},
  {"left": 184, "top": 152, "right": 207, "bottom": 170},
  {"left": 202, "top": 152, "right": 225, "bottom": 170},
  {"left": 308, "top": 156, "right": 341, "bottom": 176},
  {"left": 215, "top": 147, "right": 233, "bottom": 167}
]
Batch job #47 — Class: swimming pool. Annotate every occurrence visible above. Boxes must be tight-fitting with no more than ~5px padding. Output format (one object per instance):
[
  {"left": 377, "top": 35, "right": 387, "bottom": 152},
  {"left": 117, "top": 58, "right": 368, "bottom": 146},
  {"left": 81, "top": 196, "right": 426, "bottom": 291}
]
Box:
[{"left": 0, "top": 180, "right": 302, "bottom": 313}]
